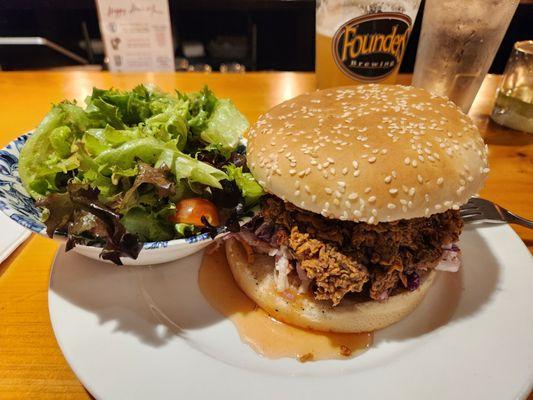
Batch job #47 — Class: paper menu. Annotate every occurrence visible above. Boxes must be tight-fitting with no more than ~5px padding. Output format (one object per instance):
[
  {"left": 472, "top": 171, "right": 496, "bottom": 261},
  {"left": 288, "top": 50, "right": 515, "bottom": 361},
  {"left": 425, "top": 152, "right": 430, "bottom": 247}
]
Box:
[{"left": 96, "top": 0, "right": 175, "bottom": 72}]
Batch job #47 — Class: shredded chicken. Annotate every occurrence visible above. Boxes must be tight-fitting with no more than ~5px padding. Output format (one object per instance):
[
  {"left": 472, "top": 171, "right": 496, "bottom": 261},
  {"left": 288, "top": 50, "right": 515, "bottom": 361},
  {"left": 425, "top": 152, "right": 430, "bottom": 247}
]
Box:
[
  {"left": 240, "top": 195, "right": 464, "bottom": 305},
  {"left": 288, "top": 226, "right": 368, "bottom": 306}
]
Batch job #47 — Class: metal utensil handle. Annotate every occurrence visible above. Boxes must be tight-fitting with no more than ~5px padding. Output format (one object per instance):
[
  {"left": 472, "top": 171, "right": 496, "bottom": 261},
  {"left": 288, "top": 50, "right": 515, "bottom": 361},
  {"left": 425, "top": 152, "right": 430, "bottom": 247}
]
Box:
[{"left": 502, "top": 208, "right": 533, "bottom": 229}]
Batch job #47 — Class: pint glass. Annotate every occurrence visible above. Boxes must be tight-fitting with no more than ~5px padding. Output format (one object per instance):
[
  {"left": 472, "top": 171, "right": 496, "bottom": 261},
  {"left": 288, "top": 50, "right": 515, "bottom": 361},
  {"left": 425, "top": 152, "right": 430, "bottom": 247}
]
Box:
[
  {"left": 316, "top": 0, "right": 421, "bottom": 89},
  {"left": 412, "top": 0, "right": 519, "bottom": 112}
]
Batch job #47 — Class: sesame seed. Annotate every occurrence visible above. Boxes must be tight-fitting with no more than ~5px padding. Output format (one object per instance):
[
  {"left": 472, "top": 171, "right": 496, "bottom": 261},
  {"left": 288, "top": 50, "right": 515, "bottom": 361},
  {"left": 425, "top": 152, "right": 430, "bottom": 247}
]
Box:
[
  {"left": 333, "top": 198, "right": 340, "bottom": 206},
  {"left": 289, "top": 169, "right": 296, "bottom": 175},
  {"left": 368, "top": 156, "right": 376, "bottom": 163},
  {"left": 368, "top": 216, "right": 376, "bottom": 224},
  {"left": 404, "top": 157, "right": 411, "bottom": 165},
  {"left": 389, "top": 188, "right": 398, "bottom": 195},
  {"left": 437, "top": 177, "right": 444, "bottom": 185},
  {"left": 353, "top": 170, "right": 360, "bottom": 177},
  {"left": 325, "top": 187, "right": 333, "bottom": 194},
  {"left": 353, "top": 210, "right": 362, "bottom": 218},
  {"left": 417, "top": 174, "right": 424, "bottom": 184},
  {"left": 435, "top": 204, "right": 442, "bottom": 210},
  {"left": 294, "top": 190, "right": 300, "bottom": 196},
  {"left": 327, "top": 157, "right": 335, "bottom": 163},
  {"left": 342, "top": 167, "right": 348, "bottom": 175},
  {"left": 368, "top": 196, "right": 376, "bottom": 203},
  {"left": 337, "top": 181, "right": 346, "bottom": 187},
  {"left": 311, "top": 195, "right": 317, "bottom": 203},
  {"left": 352, "top": 160, "right": 359, "bottom": 169},
  {"left": 334, "top": 191, "right": 342, "bottom": 198},
  {"left": 345, "top": 201, "right": 351, "bottom": 208},
  {"left": 384, "top": 176, "right": 392, "bottom": 184},
  {"left": 408, "top": 187, "right": 416, "bottom": 196},
  {"left": 348, "top": 192, "right": 358, "bottom": 200},
  {"left": 387, "top": 203, "right": 396, "bottom": 209},
  {"left": 364, "top": 187, "right": 371, "bottom": 193}
]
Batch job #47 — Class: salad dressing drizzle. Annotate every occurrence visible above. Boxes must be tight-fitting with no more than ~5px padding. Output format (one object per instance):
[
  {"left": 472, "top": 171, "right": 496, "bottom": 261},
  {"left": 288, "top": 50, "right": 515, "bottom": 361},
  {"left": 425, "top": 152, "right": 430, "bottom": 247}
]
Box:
[{"left": 198, "top": 247, "right": 373, "bottom": 361}]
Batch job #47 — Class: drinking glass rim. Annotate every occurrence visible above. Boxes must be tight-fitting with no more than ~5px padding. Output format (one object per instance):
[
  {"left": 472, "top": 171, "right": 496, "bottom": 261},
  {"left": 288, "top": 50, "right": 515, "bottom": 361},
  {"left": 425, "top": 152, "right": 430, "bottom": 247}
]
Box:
[{"left": 514, "top": 40, "right": 533, "bottom": 55}]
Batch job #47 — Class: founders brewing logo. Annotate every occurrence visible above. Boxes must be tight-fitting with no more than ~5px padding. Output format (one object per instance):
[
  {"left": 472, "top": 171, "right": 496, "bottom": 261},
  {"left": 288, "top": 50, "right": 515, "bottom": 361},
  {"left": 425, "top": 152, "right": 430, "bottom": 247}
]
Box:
[{"left": 332, "top": 12, "right": 412, "bottom": 82}]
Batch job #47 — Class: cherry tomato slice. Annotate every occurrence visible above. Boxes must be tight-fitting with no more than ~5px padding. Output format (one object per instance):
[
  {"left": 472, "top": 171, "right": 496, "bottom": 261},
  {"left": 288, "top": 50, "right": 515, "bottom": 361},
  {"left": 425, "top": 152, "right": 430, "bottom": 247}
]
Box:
[{"left": 170, "top": 198, "right": 220, "bottom": 227}]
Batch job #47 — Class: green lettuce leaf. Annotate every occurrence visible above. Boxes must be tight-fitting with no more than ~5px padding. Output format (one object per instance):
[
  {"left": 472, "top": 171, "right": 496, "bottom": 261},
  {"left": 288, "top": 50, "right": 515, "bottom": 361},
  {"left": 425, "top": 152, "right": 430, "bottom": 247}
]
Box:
[
  {"left": 184, "top": 86, "right": 218, "bottom": 135},
  {"left": 201, "top": 99, "right": 248, "bottom": 157},
  {"left": 224, "top": 165, "right": 264, "bottom": 206},
  {"left": 143, "top": 102, "right": 188, "bottom": 149},
  {"left": 120, "top": 207, "right": 174, "bottom": 242},
  {"left": 86, "top": 85, "right": 152, "bottom": 126},
  {"left": 93, "top": 137, "right": 167, "bottom": 172},
  {"left": 173, "top": 151, "right": 227, "bottom": 189},
  {"left": 175, "top": 223, "right": 197, "bottom": 238},
  {"left": 19, "top": 103, "right": 92, "bottom": 199}
]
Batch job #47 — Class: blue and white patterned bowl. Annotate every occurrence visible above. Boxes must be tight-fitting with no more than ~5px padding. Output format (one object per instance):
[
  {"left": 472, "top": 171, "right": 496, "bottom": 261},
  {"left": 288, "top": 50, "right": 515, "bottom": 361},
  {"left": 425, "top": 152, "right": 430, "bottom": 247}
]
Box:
[{"left": 0, "top": 132, "right": 223, "bottom": 265}]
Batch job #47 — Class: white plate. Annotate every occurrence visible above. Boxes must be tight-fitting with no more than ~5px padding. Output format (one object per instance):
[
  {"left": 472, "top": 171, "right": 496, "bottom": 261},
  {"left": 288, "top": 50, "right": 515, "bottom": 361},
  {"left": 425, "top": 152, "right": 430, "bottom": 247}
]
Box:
[
  {"left": 48, "top": 224, "right": 533, "bottom": 400},
  {"left": 0, "top": 211, "right": 30, "bottom": 264}
]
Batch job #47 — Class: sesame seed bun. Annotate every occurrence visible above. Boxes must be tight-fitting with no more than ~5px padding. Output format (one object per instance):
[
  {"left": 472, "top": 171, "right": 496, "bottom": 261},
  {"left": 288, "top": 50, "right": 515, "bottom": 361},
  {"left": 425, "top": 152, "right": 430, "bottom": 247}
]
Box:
[
  {"left": 225, "top": 238, "right": 437, "bottom": 333},
  {"left": 247, "top": 84, "right": 488, "bottom": 223}
]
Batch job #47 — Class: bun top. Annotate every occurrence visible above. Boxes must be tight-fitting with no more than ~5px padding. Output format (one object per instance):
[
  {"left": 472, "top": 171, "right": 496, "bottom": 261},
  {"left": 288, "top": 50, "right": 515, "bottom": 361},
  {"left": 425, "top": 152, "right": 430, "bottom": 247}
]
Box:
[{"left": 247, "top": 84, "right": 489, "bottom": 223}]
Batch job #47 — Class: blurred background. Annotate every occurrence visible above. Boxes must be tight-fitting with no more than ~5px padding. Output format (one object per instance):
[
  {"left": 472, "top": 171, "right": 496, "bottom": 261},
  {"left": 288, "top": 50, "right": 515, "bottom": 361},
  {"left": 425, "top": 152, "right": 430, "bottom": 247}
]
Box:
[{"left": 0, "top": 0, "right": 531, "bottom": 73}]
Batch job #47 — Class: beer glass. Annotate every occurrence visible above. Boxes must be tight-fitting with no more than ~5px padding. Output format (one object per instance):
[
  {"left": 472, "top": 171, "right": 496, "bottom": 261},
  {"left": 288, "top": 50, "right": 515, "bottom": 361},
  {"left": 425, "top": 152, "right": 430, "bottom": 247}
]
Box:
[
  {"left": 491, "top": 40, "right": 533, "bottom": 133},
  {"left": 316, "top": 0, "right": 421, "bottom": 89},
  {"left": 412, "top": 0, "right": 519, "bottom": 113}
]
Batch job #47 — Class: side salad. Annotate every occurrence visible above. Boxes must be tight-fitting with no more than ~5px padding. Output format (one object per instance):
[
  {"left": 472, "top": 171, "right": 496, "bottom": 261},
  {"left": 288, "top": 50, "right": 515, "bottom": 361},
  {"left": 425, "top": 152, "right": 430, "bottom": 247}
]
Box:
[{"left": 19, "top": 84, "right": 264, "bottom": 264}]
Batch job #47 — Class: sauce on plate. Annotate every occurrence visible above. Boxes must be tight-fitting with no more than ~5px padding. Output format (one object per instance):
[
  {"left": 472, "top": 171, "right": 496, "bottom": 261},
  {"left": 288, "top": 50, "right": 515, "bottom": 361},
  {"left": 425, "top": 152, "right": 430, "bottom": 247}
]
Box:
[{"left": 198, "top": 247, "right": 373, "bottom": 362}]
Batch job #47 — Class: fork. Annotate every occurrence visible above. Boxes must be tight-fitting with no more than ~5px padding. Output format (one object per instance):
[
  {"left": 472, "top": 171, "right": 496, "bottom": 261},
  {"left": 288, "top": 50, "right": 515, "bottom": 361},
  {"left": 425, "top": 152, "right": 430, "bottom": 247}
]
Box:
[{"left": 460, "top": 198, "right": 533, "bottom": 229}]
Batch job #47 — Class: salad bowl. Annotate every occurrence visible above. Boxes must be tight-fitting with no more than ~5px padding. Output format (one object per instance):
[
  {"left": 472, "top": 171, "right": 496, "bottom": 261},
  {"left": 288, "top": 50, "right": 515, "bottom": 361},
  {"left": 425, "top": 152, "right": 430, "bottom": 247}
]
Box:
[
  {"left": 1, "top": 85, "right": 261, "bottom": 266},
  {"left": 0, "top": 132, "right": 222, "bottom": 265}
]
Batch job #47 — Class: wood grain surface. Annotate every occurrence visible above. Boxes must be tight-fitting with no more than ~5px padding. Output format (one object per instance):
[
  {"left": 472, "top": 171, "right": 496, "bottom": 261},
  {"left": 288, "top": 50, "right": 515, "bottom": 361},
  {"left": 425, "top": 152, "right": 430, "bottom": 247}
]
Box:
[{"left": 0, "top": 72, "right": 531, "bottom": 399}]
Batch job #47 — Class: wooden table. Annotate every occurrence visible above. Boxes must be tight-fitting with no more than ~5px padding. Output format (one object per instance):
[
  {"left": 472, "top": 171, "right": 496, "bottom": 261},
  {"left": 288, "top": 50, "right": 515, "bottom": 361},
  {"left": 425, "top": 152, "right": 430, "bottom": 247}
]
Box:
[{"left": 0, "top": 72, "right": 531, "bottom": 399}]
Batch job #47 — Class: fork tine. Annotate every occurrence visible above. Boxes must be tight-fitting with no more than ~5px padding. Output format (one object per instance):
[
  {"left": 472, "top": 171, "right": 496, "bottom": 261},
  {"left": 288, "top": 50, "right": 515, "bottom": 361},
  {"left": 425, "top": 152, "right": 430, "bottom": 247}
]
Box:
[
  {"left": 461, "top": 214, "right": 485, "bottom": 223},
  {"left": 459, "top": 204, "right": 479, "bottom": 211},
  {"left": 460, "top": 211, "right": 483, "bottom": 218}
]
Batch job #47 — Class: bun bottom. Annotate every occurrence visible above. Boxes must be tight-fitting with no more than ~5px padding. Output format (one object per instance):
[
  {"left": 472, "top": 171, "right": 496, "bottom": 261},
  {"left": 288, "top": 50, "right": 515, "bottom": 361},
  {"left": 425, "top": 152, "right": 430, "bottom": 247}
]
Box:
[{"left": 225, "top": 238, "right": 437, "bottom": 333}]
